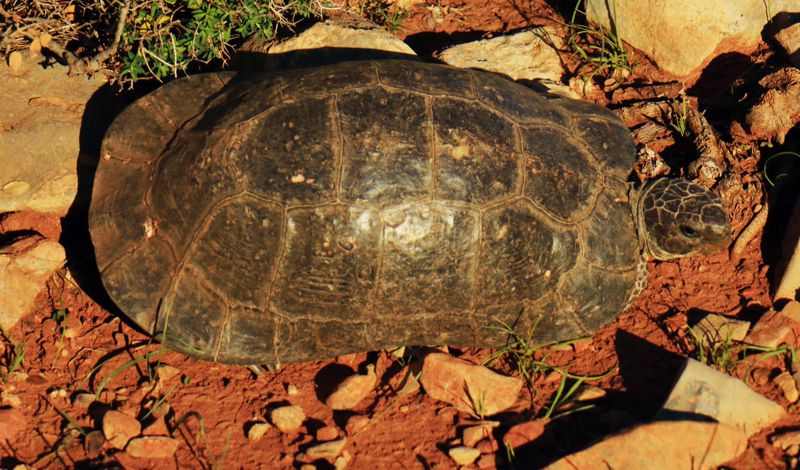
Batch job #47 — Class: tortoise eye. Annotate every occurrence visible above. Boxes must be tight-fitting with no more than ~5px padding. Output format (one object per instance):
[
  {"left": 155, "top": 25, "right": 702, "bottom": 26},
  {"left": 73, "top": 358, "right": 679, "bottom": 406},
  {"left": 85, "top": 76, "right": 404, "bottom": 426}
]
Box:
[{"left": 680, "top": 225, "right": 699, "bottom": 238}]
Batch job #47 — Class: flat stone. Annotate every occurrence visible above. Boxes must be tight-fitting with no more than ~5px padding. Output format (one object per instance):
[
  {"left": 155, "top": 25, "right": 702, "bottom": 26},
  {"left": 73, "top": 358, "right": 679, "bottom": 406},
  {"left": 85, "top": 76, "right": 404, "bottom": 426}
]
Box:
[
  {"left": 776, "top": 21, "right": 800, "bottom": 66},
  {"left": 125, "top": 436, "right": 179, "bottom": 458},
  {"left": 586, "top": 0, "right": 797, "bottom": 79},
  {"left": 305, "top": 438, "right": 347, "bottom": 460},
  {"left": 72, "top": 392, "right": 96, "bottom": 409},
  {"left": 84, "top": 430, "right": 105, "bottom": 458},
  {"left": 0, "top": 236, "right": 66, "bottom": 331},
  {"left": 776, "top": 371, "right": 799, "bottom": 403},
  {"left": 102, "top": 410, "right": 141, "bottom": 449},
  {"left": 269, "top": 405, "right": 305, "bottom": 432},
  {"left": 546, "top": 421, "right": 748, "bottom": 470},
  {"left": 658, "top": 359, "right": 785, "bottom": 437},
  {"left": 448, "top": 446, "right": 481, "bottom": 465},
  {"left": 316, "top": 426, "right": 340, "bottom": 442},
  {"left": 247, "top": 422, "right": 271, "bottom": 441},
  {"left": 155, "top": 364, "right": 180, "bottom": 382},
  {"left": 462, "top": 421, "right": 499, "bottom": 447},
  {"left": 438, "top": 27, "right": 564, "bottom": 81},
  {"left": 573, "top": 384, "right": 607, "bottom": 402},
  {"left": 325, "top": 365, "right": 377, "bottom": 410},
  {"left": 0, "top": 54, "right": 108, "bottom": 214},
  {"left": 419, "top": 352, "right": 523, "bottom": 417},
  {"left": 690, "top": 314, "right": 750, "bottom": 346},
  {"left": 502, "top": 419, "right": 547, "bottom": 450},
  {"left": 745, "top": 302, "right": 800, "bottom": 349}
]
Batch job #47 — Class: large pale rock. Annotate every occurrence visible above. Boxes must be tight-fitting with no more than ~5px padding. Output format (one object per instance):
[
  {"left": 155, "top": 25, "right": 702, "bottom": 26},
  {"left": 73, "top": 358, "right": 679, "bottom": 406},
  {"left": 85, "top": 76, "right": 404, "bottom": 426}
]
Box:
[
  {"left": 586, "top": 0, "right": 797, "bottom": 78},
  {"left": 419, "top": 352, "right": 523, "bottom": 416},
  {"left": 269, "top": 20, "right": 415, "bottom": 56},
  {"left": 658, "top": 359, "right": 785, "bottom": 436},
  {"left": 325, "top": 365, "right": 377, "bottom": 410},
  {"left": 546, "top": 420, "right": 748, "bottom": 470},
  {"left": 438, "top": 28, "right": 564, "bottom": 81},
  {"left": 0, "top": 55, "right": 106, "bottom": 214},
  {"left": 0, "top": 236, "right": 66, "bottom": 330}
]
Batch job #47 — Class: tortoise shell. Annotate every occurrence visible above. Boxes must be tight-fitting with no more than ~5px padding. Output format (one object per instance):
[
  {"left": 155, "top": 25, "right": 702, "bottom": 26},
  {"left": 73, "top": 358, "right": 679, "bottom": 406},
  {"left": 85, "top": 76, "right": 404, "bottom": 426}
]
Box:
[{"left": 89, "top": 60, "right": 640, "bottom": 364}]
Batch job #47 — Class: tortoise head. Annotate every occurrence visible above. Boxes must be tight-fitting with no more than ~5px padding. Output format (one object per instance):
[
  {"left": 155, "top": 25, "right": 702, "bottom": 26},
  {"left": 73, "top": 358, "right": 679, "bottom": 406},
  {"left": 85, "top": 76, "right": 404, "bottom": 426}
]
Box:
[{"left": 634, "top": 178, "right": 730, "bottom": 260}]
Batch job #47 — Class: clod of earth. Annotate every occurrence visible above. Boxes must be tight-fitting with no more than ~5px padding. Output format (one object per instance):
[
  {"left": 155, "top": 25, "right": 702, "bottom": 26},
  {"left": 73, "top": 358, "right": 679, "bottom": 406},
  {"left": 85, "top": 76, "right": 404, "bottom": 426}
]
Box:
[
  {"left": 325, "top": 364, "right": 377, "bottom": 410},
  {"left": 269, "top": 405, "right": 306, "bottom": 432},
  {"left": 125, "top": 436, "right": 180, "bottom": 459},
  {"left": 155, "top": 364, "right": 180, "bottom": 382},
  {"left": 502, "top": 419, "right": 547, "bottom": 451},
  {"left": 658, "top": 359, "right": 785, "bottom": 436},
  {"left": 102, "top": 409, "right": 142, "bottom": 449},
  {"left": 461, "top": 421, "right": 498, "bottom": 447},
  {"left": 0, "top": 407, "right": 26, "bottom": 443},
  {"left": 419, "top": 352, "right": 523, "bottom": 417},
  {"left": 545, "top": 420, "right": 748, "bottom": 470},
  {"left": 84, "top": 430, "right": 105, "bottom": 459}
]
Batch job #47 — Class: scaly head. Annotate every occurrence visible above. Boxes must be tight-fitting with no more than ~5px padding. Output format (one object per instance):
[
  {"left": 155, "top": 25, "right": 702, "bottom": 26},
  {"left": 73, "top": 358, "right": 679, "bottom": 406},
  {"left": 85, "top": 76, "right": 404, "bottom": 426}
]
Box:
[{"left": 633, "top": 178, "right": 730, "bottom": 260}]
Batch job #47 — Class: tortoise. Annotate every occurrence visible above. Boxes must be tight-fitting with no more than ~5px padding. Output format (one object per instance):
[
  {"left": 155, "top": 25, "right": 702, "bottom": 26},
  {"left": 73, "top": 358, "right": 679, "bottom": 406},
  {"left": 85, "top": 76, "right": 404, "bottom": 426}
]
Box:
[{"left": 89, "top": 59, "right": 730, "bottom": 365}]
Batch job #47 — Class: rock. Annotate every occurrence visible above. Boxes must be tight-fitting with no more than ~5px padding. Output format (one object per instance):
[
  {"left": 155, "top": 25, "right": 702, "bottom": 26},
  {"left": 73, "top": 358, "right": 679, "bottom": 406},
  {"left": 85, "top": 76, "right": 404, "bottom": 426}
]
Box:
[
  {"left": 771, "top": 429, "right": 800, "bottom": 456},
  {"left": 438, "top": 27, "right": 564, "bottom": 82},
  {"left": 477, "top": 453, "right": 496, "bottom": 468},
  {"left": 745, "top": 68, "right": 800, "bottom": 144},
  {"left": 776, "top": 21, "right": 800, "bottom": 66},
  {"left": 345, "top": 414, "right": 370, "bottom": 435},
  {"left": 0, "top": 56, "right": 107, "bottom": 214},
  {"left": 73, "top": 392, "right": 96, "bottom": 409},
  {"left": 546, "top": 420, "right": 747, "bottom": 470},
  {"left": 419, "top": 352, "right": 523, "bottom": 417},
  {"left": 316, "top": 426, "right": 339, "bottom": 442},
  {"left": 476, "top": 437, "right": 499, "bottom": 454},
  {"left": 287, "top": 384, "right": 299, "bottom": 396},
  {"left": 1, "top": 391, "right": 21, "bottom": 408},
  {"left": 776, "top": 371, "right": 799, "bottom": 403},
  {"left": 462, "top": 421, "right": 499, "bottom": 447},
  {"left": 745, "top": 302, "right": 800, "bottom": 348},
  {"left": 334, "top": 455, "right": 348, "bottom": 469},
  {"left": 142, "top": 416, "right": 170, "bottom": 437},
  {"left": 269, "top": 405, "right": 305, "bottom": 432},
  {"left": 0, "top": 407, "right": 26, "bottom": 443},
  {"left": 305, "top": 438, "right": 347, "bottom": 460},
  {"left": 776, "top": 191, "right": 800, "bottom": 303},
  {"left": 247, "top": 422, "right": 271, "bottom": 441},
  {"left": 751, "top": 367, "right": 773, "bottom": 386},
  {"left": 102, "top": 410, "right": 142, "bottom": 449},
  {"left": 84, "top": 430, "right": 105, "bottom": 458},
  {"left": 586, "top": 0, "right": 797, "bottom": 78},
  {"left": 0, "top": 236, "right": 66, "bottom": 331},
  {"left": 448, "top": 446, "right": 481, "bottom": 465},
  {"left": 690, "top": 314, "right": 750, "bottom": 345},
  {"left": 573, "top": 384, "right": 607, "bottom": 402},
  {"left": 325, "top": 365, "right": 377, "bottom": 410},
  {"left": 155, "top": 364, "right": 180, "bottom": 382},
  {"left": 125, "top": 436, "right": 179, "bottom": 458},
  {"left": 502, "top": 419, "right": 547, "bottom": 450},
  {"left": 658, "top": 359, "right": 785, "bottom": 436}
]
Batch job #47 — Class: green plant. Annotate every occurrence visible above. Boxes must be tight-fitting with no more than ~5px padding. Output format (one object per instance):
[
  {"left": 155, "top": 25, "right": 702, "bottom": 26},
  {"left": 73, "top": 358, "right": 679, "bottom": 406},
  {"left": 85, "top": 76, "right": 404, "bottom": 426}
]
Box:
[
  {"left": 355, "top": 0, "right": 409, "bottom": 33},
  {"left": 670, "top": 90, "right": 690, "bottom": 137},
  {"left": 566, "top": 0, "right": 633, "bottom": 87},
  {"left": 0, "top": 326, "right": 25, "bottom": 381}
]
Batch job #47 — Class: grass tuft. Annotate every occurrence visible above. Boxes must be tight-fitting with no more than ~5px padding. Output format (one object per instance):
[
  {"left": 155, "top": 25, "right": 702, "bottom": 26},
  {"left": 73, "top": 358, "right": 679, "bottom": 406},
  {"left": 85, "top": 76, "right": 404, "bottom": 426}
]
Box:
[{"left": 566, "top": 0, "right": 633, "bottom": 88}]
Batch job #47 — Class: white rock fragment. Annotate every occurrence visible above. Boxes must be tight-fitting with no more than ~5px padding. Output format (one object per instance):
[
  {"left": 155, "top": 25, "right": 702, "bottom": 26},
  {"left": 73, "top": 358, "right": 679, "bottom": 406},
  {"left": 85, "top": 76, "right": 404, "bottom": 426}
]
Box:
[
  {"left": 448, "top": 446, "right": 481, "bottom": 465},
  {"left": 247, "top": 422, "right": 271, "bottom": 441},
  {"left": 438, "top": 27, "right": 564, "bottom": 82}
]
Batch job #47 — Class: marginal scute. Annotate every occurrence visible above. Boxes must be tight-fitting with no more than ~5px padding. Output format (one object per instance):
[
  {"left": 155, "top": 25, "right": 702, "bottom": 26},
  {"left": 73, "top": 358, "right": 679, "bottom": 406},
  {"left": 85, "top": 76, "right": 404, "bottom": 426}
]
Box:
[
  {"left": 150, "top": 129, "right": 241, "bottom": 255},
  {"left": 234, "top": 97, "right": 337, "bottom": 204},
  {"left": 433, "top": 98, "right": 520, "bottom": 203},
  {"left": 478, "top": 199, "right": 578, "bottom": 306},
  {"left": 575, "top": 117, "right": 636, "bottom": 180},
  {"left": 374, "top": 203, "right": 478, "bottom": 315},
  {"left": 158, "top": 267, "right": 228, "bottom": 357},
  {"left": 473, "top": 71, "right": 569, "bottom": 125},
  {"left": 274, "top": 318, "right": 371, "bottom": 364},
  {"left": 217, "top": 306, "right": 279, "bottom": 364},
  {"left": 186, "top": 197, "right": 284, "bottom": 308},
  {"left": 195, "top": 77, "right": 282, "bottom": 128},
  {"left": 560, "top": 264, "right": 637, "bottom": 332},
  {"left": 100, "top": 236, "right": 175, "bottom": 333},
  {"left": 581, "top": 182, "right": 639, "bottom": 268},
  {"left": 377, "top": 60, "right": 474, "bottom": 97},
  {"left": 270, "top": 205, "right": 382, "bottom": 320},
  {"left": 521, "top": 126, "right": 600, "bottom": 221}
]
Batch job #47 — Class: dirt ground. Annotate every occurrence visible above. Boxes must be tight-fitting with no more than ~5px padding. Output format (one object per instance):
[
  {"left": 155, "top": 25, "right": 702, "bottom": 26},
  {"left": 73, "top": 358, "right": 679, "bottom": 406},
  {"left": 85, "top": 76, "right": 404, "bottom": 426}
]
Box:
[{"left": 2, "top": 0, "right": 800, "bottom": 468}]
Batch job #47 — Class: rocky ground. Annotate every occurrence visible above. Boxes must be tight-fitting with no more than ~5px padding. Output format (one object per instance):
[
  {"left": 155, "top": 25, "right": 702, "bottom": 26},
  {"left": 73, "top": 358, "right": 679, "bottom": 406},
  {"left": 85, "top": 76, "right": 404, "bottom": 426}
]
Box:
[{"left": 2, "top": 0, "right": 800, "bottom": 468}]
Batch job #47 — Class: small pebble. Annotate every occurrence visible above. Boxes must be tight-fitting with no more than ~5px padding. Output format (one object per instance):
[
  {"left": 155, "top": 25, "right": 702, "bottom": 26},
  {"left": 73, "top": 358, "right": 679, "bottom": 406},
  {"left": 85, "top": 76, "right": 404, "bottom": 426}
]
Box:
[
  {"left": 156, "top": 365, "right": 181, "bottom": 382},
  {"left": 316, "top": 426, "right": 339, "bottom": 442},
  {"left": 448, "top": 446, "right": 481, "bottom": 465},
  {"left": 1, "top": 391, "right": 21, "bottom": 408},
  {"left": 345, "top": 415, "right": 369, "bottom": 435},
  {"left": 102, "top": 410, "right": 141, "bottom": 449},
  {"left": 287, "top": 384, "right": 299, "bottom": 396},
  {"left": 270, "top": 405, "right": 305, "bottom": 432},
  {"left": 752, "top": 367, "right": 772, "bottom": 386},
  {"left": 399, "top": 405, "right": 410, "bottom": 413},
  {"left": 334, "top": 456, "right": 348, "bottom": 469},
  {"left": 126, "top": 436, "right": 179, "bottom": 458},
  {"left": 247, "top": 422, "right": 271, "bottom": 441},
  {"left": 305, "top": 438, "right": 347, "bottom": 460},
  {"left": 776, "top": 371, "right": 799, "bottom": 403},
  {"left": 72, "top": 392, "right": 96, "bottom": 409}
]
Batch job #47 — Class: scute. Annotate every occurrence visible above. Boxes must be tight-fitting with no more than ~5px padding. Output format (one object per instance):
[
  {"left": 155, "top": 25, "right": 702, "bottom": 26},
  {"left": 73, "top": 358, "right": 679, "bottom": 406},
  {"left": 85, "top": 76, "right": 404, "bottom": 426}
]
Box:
[
  {"left": 473, "top": 71, "right": 568, "bottom": 125},
  {"left": 433, "top": 98, "right": 520, "bottom": 203},
  {"left": 377, "top": 60, "right": 474, "bottom": 97},
  {"left": 218, "top": 306, "right": 278, "bottom": 364},
  {"left": 478, "top": 199, "right": 578, "bottom": 307},
  {"left": 560, "top": 265, "right": 637, "bottom": 332},
  {"left": 575, "top": 117, "right": 636, "bottom": 180},
  {"left": 521, "top": 126, "right": 600, "bottom": 221},
  {"left": 581, "top": 182, "right": 639, "bottom": 268},
  {"left": 281, "top": 61, "right": 378, "bottom": 97},
  {"left": 234, "top": 97, "right": 337, "bottom": 204},
  {"left": 338, "top": 87, "right": 432, "bottom": 204}
]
